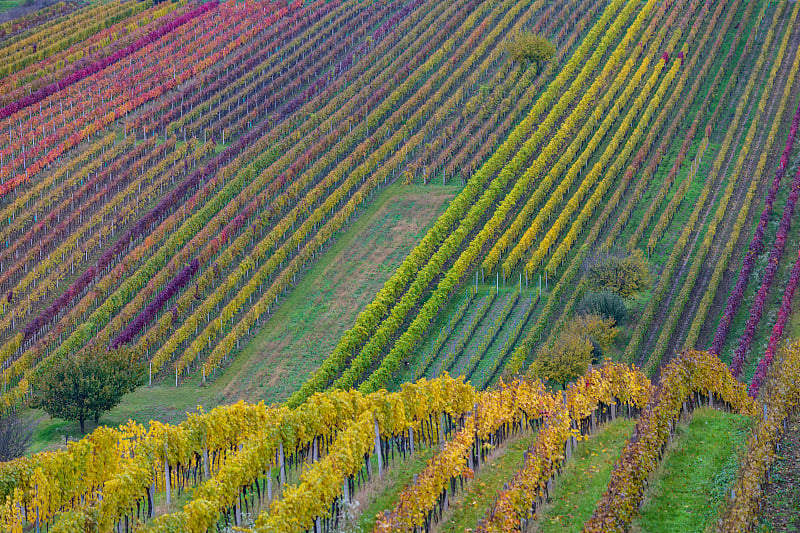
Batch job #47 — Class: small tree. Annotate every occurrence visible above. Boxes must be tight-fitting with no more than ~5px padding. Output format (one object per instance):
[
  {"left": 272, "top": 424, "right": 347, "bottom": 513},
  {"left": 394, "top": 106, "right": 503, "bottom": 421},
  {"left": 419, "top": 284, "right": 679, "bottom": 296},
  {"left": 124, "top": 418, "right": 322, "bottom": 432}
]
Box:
[
  {"left": 531, "top": 332, "right": 593, "bottom": 389},
  {"left": 585, "top": 249, "right": 652, "bottom": 297},
  {"left": 531, "top": 314, "right": 618, "bottom": 388},
  {"left": 33, "top": 348, "right": 143, "bottom": 433},
  {"left": 507, "top": 32, "right": 555, "bottom": 68}
]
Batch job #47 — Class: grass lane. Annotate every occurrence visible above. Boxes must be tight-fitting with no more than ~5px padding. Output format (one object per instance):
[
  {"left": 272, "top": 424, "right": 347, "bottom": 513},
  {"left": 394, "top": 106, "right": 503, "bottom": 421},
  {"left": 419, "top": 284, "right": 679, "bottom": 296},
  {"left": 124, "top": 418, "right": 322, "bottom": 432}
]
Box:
[
  {"left": 537, "top": 417, "right": 635, "bottom": 532},
  {"left": 632, "top": 407, "right": 753, "bottom": 532}
]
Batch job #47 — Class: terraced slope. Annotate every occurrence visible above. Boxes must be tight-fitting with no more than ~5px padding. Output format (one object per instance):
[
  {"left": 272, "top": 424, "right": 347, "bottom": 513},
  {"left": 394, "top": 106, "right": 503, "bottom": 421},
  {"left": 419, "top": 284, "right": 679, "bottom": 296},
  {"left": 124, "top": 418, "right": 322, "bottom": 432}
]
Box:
[{"left": 3, "top": 0, "right": 800, "bottom": 530}]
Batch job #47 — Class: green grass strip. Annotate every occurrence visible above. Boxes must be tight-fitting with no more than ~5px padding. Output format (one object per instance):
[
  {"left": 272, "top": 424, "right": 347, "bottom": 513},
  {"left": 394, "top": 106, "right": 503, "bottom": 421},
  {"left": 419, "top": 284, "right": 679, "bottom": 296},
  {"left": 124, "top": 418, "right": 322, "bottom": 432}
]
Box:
[
  {"left": 632, "top": 407, "right": 753, "bottom": 532},
  {"left": 538, "top": 417, "right": 635, "bottom": 532},
  {"left": 351, "top": 448, "right": 438, "bottom": 533},
  {"left": 437, "top": 431, "right": 538, "bottom": 533}
]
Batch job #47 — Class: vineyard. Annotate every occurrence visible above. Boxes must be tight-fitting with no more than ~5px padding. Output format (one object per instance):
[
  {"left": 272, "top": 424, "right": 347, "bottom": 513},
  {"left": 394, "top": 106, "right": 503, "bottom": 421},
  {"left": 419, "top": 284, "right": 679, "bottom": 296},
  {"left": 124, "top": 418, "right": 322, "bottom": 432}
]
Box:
[{"left": 2, "top": 0, "right": 800, "bottom": 530}]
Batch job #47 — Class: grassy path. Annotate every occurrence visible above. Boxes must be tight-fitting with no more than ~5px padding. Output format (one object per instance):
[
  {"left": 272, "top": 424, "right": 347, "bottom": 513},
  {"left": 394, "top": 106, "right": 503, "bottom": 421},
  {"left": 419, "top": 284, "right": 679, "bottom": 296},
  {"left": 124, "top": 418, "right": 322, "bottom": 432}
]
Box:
[
  {"left": 451, "top": 291, "right": 511, "bottom": 376},
  {"left": 470, "top": 292, "right": 534, "bottom": 386},
  {"left": 349, "top": 447, "right": 439, "bottom": 533},
  {"left": 536, "top": 417, "right": 635, "bottom": 532},
  {"left": 632, "top": 407, "right": 753, "bottom": 532},
  {"left": 428, "top": 291, "right": 494, "bottom": 379},
  {"left": 436, "top": 431, "right": 538, "bottom": 532}
]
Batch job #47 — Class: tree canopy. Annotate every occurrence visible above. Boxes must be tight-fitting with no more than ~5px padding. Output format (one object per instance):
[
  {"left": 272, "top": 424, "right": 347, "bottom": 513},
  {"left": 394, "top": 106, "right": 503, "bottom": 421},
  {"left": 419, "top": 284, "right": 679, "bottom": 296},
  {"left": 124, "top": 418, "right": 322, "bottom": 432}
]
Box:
[
  {"left": 33, "top": 347, "right": 143, "bottom": 433},
  {"left": 585, "top": 249, "right": 652, "bottom": 297},
  {"left": 507, "top": 32, "right": 556, "bottom": 66},
  {"left": 531, "top": 313, "right": 618, "bottom": 389}
]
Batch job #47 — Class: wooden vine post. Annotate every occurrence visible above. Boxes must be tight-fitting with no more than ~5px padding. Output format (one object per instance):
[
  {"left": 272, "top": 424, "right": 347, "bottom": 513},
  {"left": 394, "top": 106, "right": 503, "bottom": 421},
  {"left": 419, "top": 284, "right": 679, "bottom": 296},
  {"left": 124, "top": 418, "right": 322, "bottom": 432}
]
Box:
[
  {"left": 278, "top": 440, "right": 286, "bottom": 485},
  {"left": 235, "top": 443, "right": 243, "bottom": 526},
  {"left": 164, "top": 440, "right": 171, "bottom": 507},
  {"left": 373, "top": 418, "right": 384, "bottom": 478},
  {"left": 438, "top": 412, "right": 445, "bottom": 448},
  {"left": 202, "top": 433, "right": 210, "bottom": 479},
  {"left": 148, "top": 483, "right": 155, "bottom": 518}
]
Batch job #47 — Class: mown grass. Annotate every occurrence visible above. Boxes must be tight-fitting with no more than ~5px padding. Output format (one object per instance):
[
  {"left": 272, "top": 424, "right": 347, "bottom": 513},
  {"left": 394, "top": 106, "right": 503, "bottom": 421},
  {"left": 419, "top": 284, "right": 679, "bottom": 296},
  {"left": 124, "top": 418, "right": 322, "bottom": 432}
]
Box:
[
  {"left": 437, "top": 431, "right": 538, "bottom": 532},
  {"left": 632, "top": 407, "right": 753, "bottom": 532},
  {"left": 392, "top": 281, "right": 541, "bottom": 390},
  {"left": 537, "top": 417, "right": 635, "bottom": 532},
  {"left": 348, "top": 447, "right": 438, "bottom": 533},
  {"left": 217, "top": 181, "right": 457, "bottom": 405}
]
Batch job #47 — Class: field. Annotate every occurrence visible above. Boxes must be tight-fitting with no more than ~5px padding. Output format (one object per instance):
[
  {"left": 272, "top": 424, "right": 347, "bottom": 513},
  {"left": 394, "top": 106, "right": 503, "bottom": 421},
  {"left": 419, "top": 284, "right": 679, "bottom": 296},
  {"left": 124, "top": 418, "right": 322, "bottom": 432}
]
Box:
[{"left": 1, "top": 0, "right": 800, "bottom": 530}]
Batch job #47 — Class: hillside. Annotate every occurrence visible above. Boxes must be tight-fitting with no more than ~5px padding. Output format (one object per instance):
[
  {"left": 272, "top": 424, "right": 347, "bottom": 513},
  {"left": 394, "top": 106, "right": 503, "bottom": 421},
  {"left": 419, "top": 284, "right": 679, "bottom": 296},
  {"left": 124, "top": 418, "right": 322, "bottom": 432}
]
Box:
[{"left": 1, "top": 0, "right": 800, "bottom": 530}]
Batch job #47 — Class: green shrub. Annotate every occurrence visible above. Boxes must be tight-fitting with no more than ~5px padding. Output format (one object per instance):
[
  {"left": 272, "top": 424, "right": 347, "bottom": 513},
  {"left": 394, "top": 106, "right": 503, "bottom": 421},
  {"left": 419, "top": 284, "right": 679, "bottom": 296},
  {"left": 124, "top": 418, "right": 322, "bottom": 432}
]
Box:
[
  {"left": 577, "top": 290, "right": 628, "bottom": 324},
  {"left": 585, "top": 249, "right": 652, "bottom": 297},
  {"left": 507, "top": 32, "right": 555, "bottom": 67}
]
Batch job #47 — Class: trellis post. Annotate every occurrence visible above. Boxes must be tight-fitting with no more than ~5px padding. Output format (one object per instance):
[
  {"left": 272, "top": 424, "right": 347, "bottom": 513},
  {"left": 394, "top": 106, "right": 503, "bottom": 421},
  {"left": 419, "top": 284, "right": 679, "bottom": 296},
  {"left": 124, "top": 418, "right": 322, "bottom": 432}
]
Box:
[{"left": 374, "top": 418, "right": 384, "bottom": 477}]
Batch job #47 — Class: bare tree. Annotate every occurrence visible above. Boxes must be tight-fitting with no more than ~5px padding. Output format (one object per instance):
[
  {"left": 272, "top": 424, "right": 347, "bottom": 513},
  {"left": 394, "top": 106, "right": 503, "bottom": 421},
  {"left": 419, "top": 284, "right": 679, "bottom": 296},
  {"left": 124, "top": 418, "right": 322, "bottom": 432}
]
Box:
[{"left": 0, "top": 412, "right": 35, "bottom": 461}]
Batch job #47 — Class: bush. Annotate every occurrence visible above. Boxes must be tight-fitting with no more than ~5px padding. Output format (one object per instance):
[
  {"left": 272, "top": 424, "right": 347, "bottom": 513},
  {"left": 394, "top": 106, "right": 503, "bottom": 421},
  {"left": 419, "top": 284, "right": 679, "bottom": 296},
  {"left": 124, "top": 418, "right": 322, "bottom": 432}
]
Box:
[
  {"left": 585, "top": 249, "right": 652, "bottom": 297},
  {"left": 531, "top": 331, "right": 593, "bottom": 389},
  {"left": 577, "top": 290, "right": 628, "bottom": 324},
  {"left": 531, "top": 314, "right": 618, "bottom": 388},
  {"left": 507, "top": 32, "right": 555, "bottom": 67}
]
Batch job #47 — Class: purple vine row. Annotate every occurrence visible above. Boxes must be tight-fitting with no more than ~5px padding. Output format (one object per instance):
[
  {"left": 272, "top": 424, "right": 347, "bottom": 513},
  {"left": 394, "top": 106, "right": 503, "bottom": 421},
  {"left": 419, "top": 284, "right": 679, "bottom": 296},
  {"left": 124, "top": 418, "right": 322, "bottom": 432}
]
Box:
[
  {"left": 710, "top": 100, "right": 800, "bottom": 356},
  {"left": 0, "top": 1, "right": 218, "bottom": 121}
]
